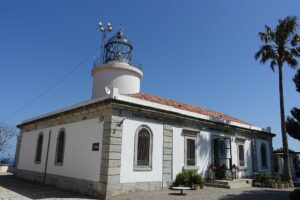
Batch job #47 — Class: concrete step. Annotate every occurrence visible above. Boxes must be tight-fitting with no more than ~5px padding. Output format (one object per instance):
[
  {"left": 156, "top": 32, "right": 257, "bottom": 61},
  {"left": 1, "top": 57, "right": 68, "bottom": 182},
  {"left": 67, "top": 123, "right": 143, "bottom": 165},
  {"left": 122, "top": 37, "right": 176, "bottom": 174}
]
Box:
[{"left": 205, "top": 179, "right": 252, "bottom": 189}]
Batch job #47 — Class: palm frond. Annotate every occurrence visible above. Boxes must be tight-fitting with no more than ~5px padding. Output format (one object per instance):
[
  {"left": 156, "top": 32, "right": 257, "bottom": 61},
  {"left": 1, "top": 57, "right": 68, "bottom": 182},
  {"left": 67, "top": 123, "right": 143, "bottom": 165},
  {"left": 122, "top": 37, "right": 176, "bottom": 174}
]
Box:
[
  {"left": 284, "top": 50, "right": 299, "bottom": 69},
  {"left": 275, "top": 16, "right": 298, "bottom": 45},
  {"left": 291, "top": 48, "right": 300, "bottom": 57},
  {"left": 255, "top": 45, "right": 278, "bottom": 71},
  {"left": 291, "top": 34, "right": 300, "bottom": 46},
  {"left": 293, "top": 69, "right": 300, "bottom": 93},
  {"left": 270, "top": 60, "right": 277, "bottom": 71}
]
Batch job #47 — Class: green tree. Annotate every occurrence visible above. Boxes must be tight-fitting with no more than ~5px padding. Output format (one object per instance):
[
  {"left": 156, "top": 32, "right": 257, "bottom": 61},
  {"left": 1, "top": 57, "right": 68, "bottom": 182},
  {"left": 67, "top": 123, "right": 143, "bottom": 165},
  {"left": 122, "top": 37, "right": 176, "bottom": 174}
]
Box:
[
  {"left": 286, "top": 69, "right": 300, "bottom": 141},
  {"left": 255, "top": 16, "right": 300, "bottom": 186}
]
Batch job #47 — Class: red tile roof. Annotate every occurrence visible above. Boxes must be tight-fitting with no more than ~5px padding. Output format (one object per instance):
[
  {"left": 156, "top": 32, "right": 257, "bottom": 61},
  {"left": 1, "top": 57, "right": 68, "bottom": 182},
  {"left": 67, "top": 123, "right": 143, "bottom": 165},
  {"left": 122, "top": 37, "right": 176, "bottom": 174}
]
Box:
[{"left": 126, "top": 93, "right": 250, "bottom": 125}]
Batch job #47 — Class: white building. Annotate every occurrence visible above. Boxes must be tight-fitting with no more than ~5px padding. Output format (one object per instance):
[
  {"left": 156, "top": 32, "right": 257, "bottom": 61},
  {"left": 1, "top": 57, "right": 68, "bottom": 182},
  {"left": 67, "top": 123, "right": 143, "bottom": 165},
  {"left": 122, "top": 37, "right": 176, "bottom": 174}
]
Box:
[{"left": 15, "top": 30, "right": 274, "bottom": 199}]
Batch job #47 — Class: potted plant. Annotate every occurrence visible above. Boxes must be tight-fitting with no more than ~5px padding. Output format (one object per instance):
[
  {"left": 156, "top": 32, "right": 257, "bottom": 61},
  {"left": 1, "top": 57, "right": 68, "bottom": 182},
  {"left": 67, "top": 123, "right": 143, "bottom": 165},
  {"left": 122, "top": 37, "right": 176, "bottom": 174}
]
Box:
[
  {"left": 208, "top": 164, "right": 216, "bottom": 180},
  {"left": 200, "top": 181, "right": 205, "bottom": 189},
  {"left": 253, "top": 173, "right": 262, "bottom": 187},
  {"left": 277, "top": 182, "right": 284, "bottom": 189},
  {"left": 283, "top": 181, "right": 289, "bottom": 188},
  {"left": 232, "top": 164, "right": 239, "bottom": 179},
  {"left": 194, "top": 174, "right": 204, "bottom": 190},
  {"left": 270, "top": 180, "right": 277, "bottom": 189},
  {"left": 259, "top": 172, "right": 271, "bottom": 187},
  {"left": 0, "top": 159, "right": 9, "bottom": 173}
]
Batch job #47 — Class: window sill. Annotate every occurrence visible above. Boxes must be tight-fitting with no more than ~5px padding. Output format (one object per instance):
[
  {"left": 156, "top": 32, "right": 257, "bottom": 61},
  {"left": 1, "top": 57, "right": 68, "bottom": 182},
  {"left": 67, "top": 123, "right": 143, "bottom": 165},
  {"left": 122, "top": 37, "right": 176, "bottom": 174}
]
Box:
[
  {"left": 183, "top": 166, "right": 199, "bottom": 171},
  {"left": 238, "top": 166, "right": 247, "bottom": 171},
  {"left": 55, "top": 162, "right": 63, "bottom": 166},
  {"left": 133, "top": 166, "right": 152, "bottom": 171}
]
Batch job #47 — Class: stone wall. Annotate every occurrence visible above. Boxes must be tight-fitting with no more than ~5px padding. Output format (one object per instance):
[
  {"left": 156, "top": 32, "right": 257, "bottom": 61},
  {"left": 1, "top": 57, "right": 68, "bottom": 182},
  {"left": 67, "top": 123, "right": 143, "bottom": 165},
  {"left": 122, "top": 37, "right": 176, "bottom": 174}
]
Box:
[
  {"left": 15, "top": 169, "right": 102, "bottom": 197},
  {"left": 162, "top": 124, "right": 173, "bottom": 188},
  {"left": 99, "top": 106, "right": 124, "bottom": 198}
]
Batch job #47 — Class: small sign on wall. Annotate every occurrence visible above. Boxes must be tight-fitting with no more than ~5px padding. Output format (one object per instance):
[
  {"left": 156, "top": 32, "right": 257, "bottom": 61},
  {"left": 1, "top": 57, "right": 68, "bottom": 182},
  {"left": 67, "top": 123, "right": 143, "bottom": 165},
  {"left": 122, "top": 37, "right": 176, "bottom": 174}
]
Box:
[{"left": 92, "top": 143, "right": 100, "bottom": 151}]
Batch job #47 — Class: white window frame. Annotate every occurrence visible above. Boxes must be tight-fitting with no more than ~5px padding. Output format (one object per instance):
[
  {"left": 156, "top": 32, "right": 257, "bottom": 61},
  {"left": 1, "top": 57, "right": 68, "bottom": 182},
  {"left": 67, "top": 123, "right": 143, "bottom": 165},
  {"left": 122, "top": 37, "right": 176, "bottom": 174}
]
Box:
[
  {"left": 237, "top": 143, "right": 247, "bottom": 169},
  {"left": 183, "top": 129, "right": 199, "bottom": 170}
]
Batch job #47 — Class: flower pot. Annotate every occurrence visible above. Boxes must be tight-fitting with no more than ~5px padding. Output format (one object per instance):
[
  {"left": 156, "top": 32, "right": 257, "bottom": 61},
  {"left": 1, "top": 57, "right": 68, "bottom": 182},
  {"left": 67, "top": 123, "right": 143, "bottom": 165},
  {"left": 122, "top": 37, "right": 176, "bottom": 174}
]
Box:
[
  {"left": 277, "top": 183, "right": 283, "bottom": 189},
  {"left": 193, "top": 184, "right": 200, "bottom": 190},
  {"left": 200, "top": 184, "right": 205, "bottom": 189},
  {"left": 0, "top": 165, "right": 8, "bottom": 173},
  {"left": 271, "top": 183, "right": 277, "bottom": 189},
  {"left": 284, "top": 183, "right": 289, "bottom": 188}
]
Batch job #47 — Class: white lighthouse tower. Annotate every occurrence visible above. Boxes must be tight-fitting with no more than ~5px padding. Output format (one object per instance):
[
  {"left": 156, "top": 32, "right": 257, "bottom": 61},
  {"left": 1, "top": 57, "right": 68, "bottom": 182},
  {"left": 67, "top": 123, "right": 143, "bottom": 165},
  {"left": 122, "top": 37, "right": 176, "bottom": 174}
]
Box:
[{"left": 91, "top": 23, "right": 143, "bottom": 99}]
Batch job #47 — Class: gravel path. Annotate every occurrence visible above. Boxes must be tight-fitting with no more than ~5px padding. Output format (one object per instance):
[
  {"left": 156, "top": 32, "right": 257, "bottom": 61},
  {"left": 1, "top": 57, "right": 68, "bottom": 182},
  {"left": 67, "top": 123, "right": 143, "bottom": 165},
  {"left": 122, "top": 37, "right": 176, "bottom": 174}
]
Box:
[{"left": 109, "top": 187, "right": 294, "bottom": 200}]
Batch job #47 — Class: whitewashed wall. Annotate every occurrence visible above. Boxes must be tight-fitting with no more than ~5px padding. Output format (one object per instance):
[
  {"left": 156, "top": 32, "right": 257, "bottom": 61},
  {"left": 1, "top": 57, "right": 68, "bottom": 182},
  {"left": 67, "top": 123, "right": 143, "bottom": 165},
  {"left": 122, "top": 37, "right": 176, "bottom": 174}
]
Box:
[
  {"left": 172, "top": 128, "right": 254, "bottom": 179},
  {"left": 231, "top": 137, "right": 253, "bottom": 177},
  {"left": 120, "top": 118, "right": 163, "bottom": 183},
  {"left": 172, "top": 127, "right": 212, "bottom": 178},
  {"left": 256, "top": 139, "right": 271, "bottom": 172},
  {"left": 18, "top": 118, "right": 103, "bottom": 182}
]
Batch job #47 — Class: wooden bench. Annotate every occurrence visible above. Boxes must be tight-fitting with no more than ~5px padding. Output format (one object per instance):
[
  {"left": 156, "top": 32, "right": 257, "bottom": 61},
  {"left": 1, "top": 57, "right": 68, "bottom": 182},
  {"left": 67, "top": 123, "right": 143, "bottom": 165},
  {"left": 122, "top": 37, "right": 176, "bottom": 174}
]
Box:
[{"left": 171, "top": 186, "right": 191, "bottom": 195}]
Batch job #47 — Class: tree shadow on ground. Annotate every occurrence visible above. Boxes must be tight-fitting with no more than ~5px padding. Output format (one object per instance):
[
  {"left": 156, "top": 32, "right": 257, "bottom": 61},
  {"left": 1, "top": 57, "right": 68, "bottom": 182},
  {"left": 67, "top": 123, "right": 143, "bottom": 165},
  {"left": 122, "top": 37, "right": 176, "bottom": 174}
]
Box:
[
  {"left": 219, "top": 189, "right": 291, "bottom": 200},
  {"left": 0, "top": 174, "right": 96, "bottom": 199}
]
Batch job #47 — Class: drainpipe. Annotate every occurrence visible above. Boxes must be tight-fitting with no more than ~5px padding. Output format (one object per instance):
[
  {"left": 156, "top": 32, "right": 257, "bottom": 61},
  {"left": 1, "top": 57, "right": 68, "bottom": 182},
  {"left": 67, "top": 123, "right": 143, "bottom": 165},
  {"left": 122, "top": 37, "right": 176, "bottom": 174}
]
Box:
[{"left": 43, "top": 130, "right": 51, "bottom": 185}]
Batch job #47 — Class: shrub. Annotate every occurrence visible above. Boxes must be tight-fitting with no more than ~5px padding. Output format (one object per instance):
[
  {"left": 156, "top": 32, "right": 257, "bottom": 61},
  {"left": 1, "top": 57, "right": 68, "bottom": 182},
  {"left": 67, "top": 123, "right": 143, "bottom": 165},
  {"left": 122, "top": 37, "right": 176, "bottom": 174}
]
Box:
[
  {"left": 174, "top": 171, "right": 204, "bottom": 187},
  {"left": 289, "top": 189, "right": 300, "bottom": 200},
  {"left": 253, "top": 172, "right": 272, "bottom": 187},
  {"left": 260, "top": 172, "right": 272, "bottom": 186},
  {"left": 271, "top": 172, "right": 281, "bottom": 183},
  {"left": 195, "top": 174, "right": 204, "bottom": 185},
  {"left": 253, "top": 173, "right": 262, "bottom": 183},
  {"left": 175, "top": 172, "right": 190, "bottom": 186}
]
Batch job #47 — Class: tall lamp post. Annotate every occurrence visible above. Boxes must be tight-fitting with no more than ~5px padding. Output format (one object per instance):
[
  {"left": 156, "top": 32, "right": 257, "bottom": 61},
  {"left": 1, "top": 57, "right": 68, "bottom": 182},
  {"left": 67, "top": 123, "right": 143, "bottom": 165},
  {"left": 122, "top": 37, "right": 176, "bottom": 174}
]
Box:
[{"left": 98, "top": 21, "right": 113, "bottom": 63}]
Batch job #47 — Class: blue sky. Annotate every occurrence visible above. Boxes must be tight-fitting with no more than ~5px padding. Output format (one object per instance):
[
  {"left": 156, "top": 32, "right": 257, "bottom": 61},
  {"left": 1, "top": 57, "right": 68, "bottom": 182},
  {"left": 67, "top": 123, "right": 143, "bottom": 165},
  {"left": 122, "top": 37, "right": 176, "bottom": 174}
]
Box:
[{"left": 1, "top": 0, "right": 300, "bottom": 157}]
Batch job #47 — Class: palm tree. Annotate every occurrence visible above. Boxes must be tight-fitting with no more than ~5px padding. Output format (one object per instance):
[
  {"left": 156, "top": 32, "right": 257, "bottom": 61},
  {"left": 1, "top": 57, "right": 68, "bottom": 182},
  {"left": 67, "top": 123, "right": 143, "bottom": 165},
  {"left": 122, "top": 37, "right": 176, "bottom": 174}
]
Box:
[
  {"left": 286, "top": 69, "right": 300, "bottom": 141},
  {"left": 255, "top": 16, "right": 300, "bottom": 185}
]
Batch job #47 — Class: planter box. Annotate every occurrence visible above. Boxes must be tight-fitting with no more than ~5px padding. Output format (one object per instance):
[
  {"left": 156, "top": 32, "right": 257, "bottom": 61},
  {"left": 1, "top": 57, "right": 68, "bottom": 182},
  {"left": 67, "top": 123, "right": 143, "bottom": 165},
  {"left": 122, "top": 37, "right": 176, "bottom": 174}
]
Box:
[{"left": 0, "top": 165, "right": 8, "bottom": 173}]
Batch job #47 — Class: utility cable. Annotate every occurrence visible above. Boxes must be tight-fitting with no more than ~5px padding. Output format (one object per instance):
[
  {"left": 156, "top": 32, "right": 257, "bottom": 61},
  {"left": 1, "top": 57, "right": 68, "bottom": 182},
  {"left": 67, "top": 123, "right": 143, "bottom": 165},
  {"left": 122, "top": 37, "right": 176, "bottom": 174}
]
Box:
[{"left": 0, "top": 47, "right": 100, "bottom": 123}]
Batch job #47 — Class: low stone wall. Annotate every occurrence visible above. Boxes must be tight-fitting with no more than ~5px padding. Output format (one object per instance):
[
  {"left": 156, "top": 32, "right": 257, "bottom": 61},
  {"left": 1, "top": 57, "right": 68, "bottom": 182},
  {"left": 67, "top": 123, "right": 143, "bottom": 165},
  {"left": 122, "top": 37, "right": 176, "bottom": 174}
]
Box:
[
  {"left": 119, "top": 181, "right": 162, "bottom": 194},
  {"left": 15, "top": 169, "right": 44, "bottom": 183},
  {"left": 15, "top": 169, "right": 163, "bottom": 199},
  {"left": 15, "top": 169, "right": 103, "bottom": 198}
]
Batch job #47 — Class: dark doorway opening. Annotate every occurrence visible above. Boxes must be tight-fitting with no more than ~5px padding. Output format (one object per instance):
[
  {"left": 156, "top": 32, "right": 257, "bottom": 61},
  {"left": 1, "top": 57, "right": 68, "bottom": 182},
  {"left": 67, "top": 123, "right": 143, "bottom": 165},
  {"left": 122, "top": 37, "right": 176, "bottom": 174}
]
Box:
[{"left": 213, "top": 137, "right": 233, "bottom": 180}]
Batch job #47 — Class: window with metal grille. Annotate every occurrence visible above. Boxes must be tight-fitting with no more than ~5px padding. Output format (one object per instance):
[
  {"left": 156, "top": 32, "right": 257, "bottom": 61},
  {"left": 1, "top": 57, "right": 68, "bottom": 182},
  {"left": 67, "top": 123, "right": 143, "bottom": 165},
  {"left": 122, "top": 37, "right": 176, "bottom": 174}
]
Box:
[
  {"left": 137, "top": 128, "right": 150, "bottom": 166},
  {"left": 186, "top": 138, "right": 196, "bottom": 166},
  {"left": 55, "top": 129, "right": 65, "bottom": 165},
  {"left": 35, "top": 133, "right": 43, "bottom": 163},
  {"left": 134, "top": 126, "right": 152, "bottom": 170},
  {"left": 238, "top": 144, "right": 245, "bottom": 167}
]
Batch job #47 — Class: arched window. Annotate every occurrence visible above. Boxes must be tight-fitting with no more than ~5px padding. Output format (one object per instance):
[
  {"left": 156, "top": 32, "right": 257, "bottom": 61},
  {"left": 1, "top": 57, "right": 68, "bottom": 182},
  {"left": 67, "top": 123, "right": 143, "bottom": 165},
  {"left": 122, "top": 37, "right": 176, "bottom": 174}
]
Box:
[
  {"left": 134, "top": 125, "right": 152, "bottom": 170},
  {"left": 55, "top": 128, "right": 66, "bottom": 165},
  {"left": 35, "top": 132, "right": 43, "bottom": 163},
  {"left": 261, "top": 143, "right": 267, "bottom": 168}
]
